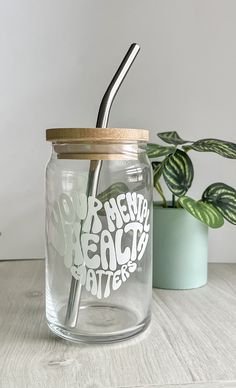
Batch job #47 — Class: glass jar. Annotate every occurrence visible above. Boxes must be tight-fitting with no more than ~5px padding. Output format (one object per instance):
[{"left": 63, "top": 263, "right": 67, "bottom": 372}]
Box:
[{"left": 45, "top": 128, "right": 152, "bottom": 343}]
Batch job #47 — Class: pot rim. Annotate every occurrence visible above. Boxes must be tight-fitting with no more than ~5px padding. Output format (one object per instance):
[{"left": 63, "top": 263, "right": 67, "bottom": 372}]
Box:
[{"left": 153, "top": 201, "right": 184, "bottom": 210}]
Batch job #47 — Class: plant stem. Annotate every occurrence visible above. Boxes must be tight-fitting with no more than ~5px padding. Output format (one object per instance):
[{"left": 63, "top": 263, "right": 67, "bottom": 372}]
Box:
[
  {"left": 172, "top": 194, "right": 176, "bottom": 208},
  {"left": 155, "top": 182, "right": 168, "bottom": 208}
]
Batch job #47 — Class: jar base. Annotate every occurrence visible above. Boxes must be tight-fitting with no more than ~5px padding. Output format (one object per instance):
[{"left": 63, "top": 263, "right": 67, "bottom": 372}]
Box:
[{"left": 47, "top": 303, "right": 151, "bottom": 344}]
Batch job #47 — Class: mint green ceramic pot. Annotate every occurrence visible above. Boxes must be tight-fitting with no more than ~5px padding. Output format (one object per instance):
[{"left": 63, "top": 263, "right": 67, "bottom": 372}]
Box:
[{"left": 153, "top": 203, "right": 208, "bottom": 289}]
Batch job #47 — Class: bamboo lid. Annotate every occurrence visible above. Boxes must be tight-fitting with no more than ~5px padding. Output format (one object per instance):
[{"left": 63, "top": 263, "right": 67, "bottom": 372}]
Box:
[{"left": 46, "top": 128, "right": 149, "bottom": 142}]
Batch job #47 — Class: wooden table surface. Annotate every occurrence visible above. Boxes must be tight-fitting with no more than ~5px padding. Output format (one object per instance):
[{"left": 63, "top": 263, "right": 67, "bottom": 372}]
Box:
[{"left": 0, "top": 261, "right": 236, "bottom": 388}]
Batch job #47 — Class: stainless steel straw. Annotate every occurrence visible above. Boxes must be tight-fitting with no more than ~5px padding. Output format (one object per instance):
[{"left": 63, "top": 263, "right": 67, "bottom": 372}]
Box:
[{"left": 65, "top": 43, "right": 140, "bottom": 327}]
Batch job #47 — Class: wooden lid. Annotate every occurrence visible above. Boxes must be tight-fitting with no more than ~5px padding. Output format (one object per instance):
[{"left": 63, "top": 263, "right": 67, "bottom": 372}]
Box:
[{"left": 46, "top": 128, "right": 149, "bottom": 142}]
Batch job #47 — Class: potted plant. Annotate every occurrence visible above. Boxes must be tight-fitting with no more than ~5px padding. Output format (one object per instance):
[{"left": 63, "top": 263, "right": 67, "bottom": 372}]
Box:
[{"left": 147, "top": 131, "right": 236, "bottom": 289}]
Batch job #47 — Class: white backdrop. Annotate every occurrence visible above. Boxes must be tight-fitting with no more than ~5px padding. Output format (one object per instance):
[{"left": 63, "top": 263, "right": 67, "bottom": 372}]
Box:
[{"left": 0, "top": 0, "right": 235, "bottom": 261}]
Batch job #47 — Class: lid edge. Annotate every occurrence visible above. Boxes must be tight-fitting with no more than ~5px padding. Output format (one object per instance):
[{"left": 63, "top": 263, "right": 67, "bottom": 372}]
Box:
[{"left": 46, "top": 128, "right": 149, "bottom": 142}]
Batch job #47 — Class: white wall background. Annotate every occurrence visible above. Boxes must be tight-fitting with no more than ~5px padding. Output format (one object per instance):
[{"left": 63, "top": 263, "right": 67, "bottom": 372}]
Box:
[{"left": 0, "top": 0, "right": 235, "bottom": 261}]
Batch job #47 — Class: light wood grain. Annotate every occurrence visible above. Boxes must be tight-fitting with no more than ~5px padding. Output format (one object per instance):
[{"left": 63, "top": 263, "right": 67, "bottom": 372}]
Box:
[
  {"left": 46, "top": 127, "right": 149, "bottom": 142},
  {"left": 137, "top": 383, "right": 236, "bottom": 388},
  {"left": 0, "top": 262, "right": 236, "bottom": 388}
]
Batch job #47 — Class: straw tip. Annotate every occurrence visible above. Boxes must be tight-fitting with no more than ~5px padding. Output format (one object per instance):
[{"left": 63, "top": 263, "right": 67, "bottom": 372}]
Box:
[{"left": 131, "top": 43, "right": 140, "bottom": 50}]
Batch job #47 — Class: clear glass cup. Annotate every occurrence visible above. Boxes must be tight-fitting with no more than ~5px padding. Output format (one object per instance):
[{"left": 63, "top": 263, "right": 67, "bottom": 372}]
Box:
[{"left": 45, "top": 128, "right": 152, "bottom": 343}]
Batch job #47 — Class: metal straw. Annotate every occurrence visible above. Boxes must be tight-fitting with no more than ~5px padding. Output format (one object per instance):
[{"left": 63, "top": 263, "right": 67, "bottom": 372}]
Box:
[{"left": 65, "top": 43, "right": 140, "bottom": 328}]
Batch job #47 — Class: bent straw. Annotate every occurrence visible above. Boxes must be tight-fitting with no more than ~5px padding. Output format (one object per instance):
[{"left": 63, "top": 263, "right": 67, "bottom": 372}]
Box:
[{"left": 65, "top": 43, "right": 140, "bottom": 328}]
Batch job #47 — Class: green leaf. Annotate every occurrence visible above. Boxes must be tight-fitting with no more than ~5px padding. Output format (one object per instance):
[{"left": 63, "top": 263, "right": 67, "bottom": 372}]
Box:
[
  {"left": 202, "top": 182, "right": 236, "bottom": 225},
  {"left": 163, "top": 149, "right": 194, "bottom": 196},
  {"left": 97, "top": 182, "right": 129, "bottom": 204},
  {"left": 152, "top": 161, "right": 163, "bottom": 186},
  {"left": 184, "top": 138, "right": 236, "bottom": 159},
  {"left": 147, "top": 143, "right": 175, "bottom": 158},
  {"left": 158, "top": 131, "right": 190, "bottom": 145},
  {"left": 179, "top": 196, "right": 224, "bottom": 228}
]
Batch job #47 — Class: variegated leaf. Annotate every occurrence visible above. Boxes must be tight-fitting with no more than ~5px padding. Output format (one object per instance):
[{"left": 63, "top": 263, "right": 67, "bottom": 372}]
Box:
[
  {"left": 202, "top": 182, "right": 236, "bottom": 225},
  {"left": 184, "top": 138, "right": 236, "bottom": 159},
  {"left": 147, "top": 143, "right": 175, "bottom": 158},
  {"left": 158, "top": 131, "right": 190, "bottom": 145},
  {"left": 163, "top": 149, "right": 194, "bottom": 196},
  {"left": 97, "top": 182, "right": 129, "bottom": 204},
  {"left": 179, "top": 196, "right": 224, "bottom": 228}
]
